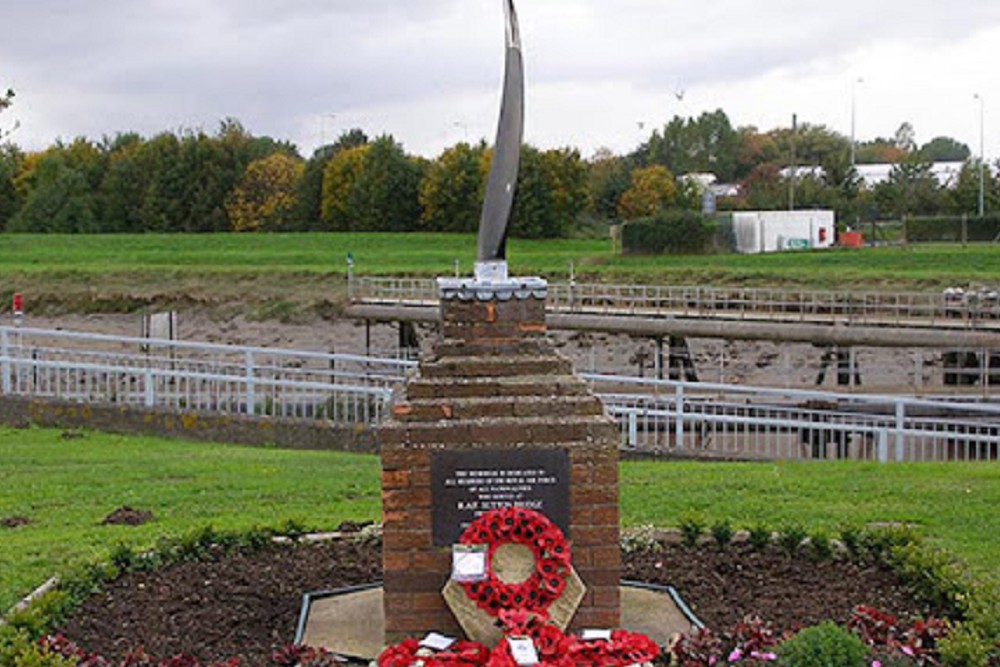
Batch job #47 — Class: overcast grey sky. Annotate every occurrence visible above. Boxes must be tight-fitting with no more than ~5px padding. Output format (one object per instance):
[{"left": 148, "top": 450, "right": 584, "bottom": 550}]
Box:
[{"left": 2, "top": 0, "right": 998, "bottom": 162}]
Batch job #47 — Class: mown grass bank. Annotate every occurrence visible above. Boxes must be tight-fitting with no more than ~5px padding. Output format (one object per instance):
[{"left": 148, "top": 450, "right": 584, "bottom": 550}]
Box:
[
  {"left": 3, "top": 427, "right": 998, "bottom": 612},
  {"left": 0, "top": 234, "right": 998, "bottom": 316}
]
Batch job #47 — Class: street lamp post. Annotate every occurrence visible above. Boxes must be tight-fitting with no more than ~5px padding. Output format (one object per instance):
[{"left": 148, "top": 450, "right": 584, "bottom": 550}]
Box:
[
  {"left": 975, "top": 94, "right": 985, "bottom": 217},
  {"left": 850, "top": 77, "right": 864, "bottom": 168}
]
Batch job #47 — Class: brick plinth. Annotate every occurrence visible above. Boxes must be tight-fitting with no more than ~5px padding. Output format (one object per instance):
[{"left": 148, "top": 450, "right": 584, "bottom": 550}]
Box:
[{"left": 380, "top": 291, "right": 620, "bottom": 645}]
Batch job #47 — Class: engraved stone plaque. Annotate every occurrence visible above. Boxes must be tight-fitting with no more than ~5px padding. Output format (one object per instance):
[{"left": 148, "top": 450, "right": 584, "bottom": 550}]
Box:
[{"left": 431, "top": 449, "right": 570, "bottom": 546}]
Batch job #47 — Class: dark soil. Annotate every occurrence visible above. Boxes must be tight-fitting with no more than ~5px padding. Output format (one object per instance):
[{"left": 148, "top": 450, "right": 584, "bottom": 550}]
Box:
[
  {"left": 58, "top": 540, "right": 381, "bottom": 667},
  {"left": 101, "top": 506, "right": 155, "bottom": 526},
  {"left": 57, "top": 540, "right": 928, "bottom": 667},
  {"left": 622, "top": 543, "right": 927, "bottom": 632},
  {"left": 1, "top": 515, "right": 31, "bottom": 528}
]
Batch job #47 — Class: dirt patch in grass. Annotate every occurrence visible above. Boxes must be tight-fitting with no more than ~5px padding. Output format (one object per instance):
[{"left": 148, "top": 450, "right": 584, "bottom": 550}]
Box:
[
  {"left": 1, "top": 516, "right": 31, "bottom": 529},
  {"left": 56, "top": 540, "right": 928, "bottom": 667},
  {"left": 100, "top": 506, "right": 154, "bottom": 526}
]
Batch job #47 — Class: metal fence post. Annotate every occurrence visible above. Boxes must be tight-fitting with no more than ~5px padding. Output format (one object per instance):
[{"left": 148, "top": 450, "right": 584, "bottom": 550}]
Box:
[
  {"left": 1, "top": 329, "right": 9, "bottom": 394},
  {"left": 877, "top": 429, "right": 889, "bottom": 464},
  {"left": 144, "top": 368, "right": 155, "bottom": 407},
  {"left": 627, "top": 410, "right": 638, "bottom": 449},
  {"left": 894, "top": 401, "right": 906, "bottom": 462},
  {"left": 245, "top": 351, "right": 256, "bottom": 416},
  {"left": 674, "top": 384, "right": 685, "bottom": 452}
]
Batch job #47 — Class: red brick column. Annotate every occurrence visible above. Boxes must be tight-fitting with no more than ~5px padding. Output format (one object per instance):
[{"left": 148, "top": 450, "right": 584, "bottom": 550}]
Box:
[{"left": 380, "top": 289, "right": 620, "bottom": 645}]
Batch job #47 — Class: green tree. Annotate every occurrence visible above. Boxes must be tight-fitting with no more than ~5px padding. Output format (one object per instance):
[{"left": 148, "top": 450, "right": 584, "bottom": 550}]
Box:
[
  {"left": 950, "top": 160, "right": 999, "bottom": 215},
  {"left": 296, "top": 129, "right": 368, "bottom": 230},
  {"left": 418, "top": 141, "right": 486, "bottom": 232},
  {"left": 617, "top": 165, "right": 677, "bottom": 219},
  {"left": 586, "top": 148, "right": 631, "bottom": 220},
  {"left": 226, "top": 152, "right": 305, "bottom": 231},
  {"left": 98, "top": 133, "right": 147, "bottom": 232},
  {"left": 8, "top": 139, "right": 106, "bottom": 232},
  {"left": 320, "top": 135, "right": 422, "bottom": 232},
  {"left": 919, "top": 136, "right": 972, "bottom": 163},
  {"left": 0, "top": 144, "right": 24, "bottom": 229},
  {"left": 638, "top": 110, "right": 740, "bottom": 181},
  {"left": 874, "top": 160, "right": 947, "bottom": 218},
  {"left": 507, "top": 145, "right": 588, "bottom": 239},
  {"left": 8, "top": 150, "right": 98, "bottom": 232}
]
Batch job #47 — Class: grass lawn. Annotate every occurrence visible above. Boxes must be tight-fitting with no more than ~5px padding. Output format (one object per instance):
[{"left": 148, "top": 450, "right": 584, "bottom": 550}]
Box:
[
  {"left": 2, "top": 427, "right": 998, "bottom": 613},
  {"left": 1, "top": 234, "right": 999, "bottom": 317}
]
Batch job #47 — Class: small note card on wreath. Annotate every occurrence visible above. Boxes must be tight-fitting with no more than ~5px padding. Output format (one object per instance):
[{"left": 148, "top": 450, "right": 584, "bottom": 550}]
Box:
[
  {"left": 451, "top": 544, "right": 487, "bottom": 583},
  {"left": 508, "top": 637, "right": 539, "bottom": 666},
  {"left": 418, "top": 633, "right": 456, "bottom": 651}
]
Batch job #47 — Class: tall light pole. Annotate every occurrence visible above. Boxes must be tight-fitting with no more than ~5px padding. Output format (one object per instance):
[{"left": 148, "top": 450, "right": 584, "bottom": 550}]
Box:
[
  {"left": 850, "top": 77, "right": 864, "bottom": 168},
  {"left": 975, "top": 94, "right": 985, "bottom": 217}
]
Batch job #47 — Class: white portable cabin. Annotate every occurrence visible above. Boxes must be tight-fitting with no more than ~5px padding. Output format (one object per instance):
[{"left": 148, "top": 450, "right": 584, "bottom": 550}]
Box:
[{"left": 731, "top": 210, "right": 835, "bottom": 254}]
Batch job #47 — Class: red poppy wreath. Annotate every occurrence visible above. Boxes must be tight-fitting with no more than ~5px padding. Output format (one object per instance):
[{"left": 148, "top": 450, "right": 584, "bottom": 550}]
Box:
[{"left": 458, "top": 507, "right": 571, "bottom": 617}]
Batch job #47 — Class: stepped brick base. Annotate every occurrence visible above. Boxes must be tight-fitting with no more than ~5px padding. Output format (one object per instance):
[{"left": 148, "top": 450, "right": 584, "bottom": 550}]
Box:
[{"left": 381, "top": 289, "right": 621, "bottom": 645}]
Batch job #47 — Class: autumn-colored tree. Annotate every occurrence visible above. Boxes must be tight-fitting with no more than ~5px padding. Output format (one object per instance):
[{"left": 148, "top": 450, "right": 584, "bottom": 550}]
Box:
[
  {"left": 296, "top": 129, "right": 368, "bottom": 229},
  {"left": 320, "top": 144, "right": 369, "bottom": 230},
  {"left": 418, "top": 142, "right": 486, "bottom": 232},
  {"left": 617, "top": 165, "right": 677, "bottom": 219},
  {"left": 320, "top": 135, "right": 422, "bottom": 232},
  {"left": 226, "top": 152, "right": 304, "bottom": 231}
]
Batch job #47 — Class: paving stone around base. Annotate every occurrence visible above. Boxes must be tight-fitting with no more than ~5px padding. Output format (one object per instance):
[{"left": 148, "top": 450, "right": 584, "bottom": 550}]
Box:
[{"left": 300, "top": 584, "right": 694, "bottom": 660}]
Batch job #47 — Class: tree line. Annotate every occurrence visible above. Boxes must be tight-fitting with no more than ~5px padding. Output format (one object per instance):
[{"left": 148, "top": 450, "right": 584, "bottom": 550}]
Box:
[{"left": 0, "top": 97, "right": 997, "bottom": 236}]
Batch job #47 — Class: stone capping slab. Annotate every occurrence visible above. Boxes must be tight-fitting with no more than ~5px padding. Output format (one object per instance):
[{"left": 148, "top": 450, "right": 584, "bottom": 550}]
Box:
[{"left": 438, "top": 276, "right": 548, "bottom": 302}]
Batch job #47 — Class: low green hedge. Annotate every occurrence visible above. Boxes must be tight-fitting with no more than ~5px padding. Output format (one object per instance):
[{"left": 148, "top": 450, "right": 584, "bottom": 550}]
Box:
[
  {"left": 905, "top": 214, "right": 1000, "bottom": 242},
  {"left": 621, "top": 211, "right": 718, "bottom": 255}
]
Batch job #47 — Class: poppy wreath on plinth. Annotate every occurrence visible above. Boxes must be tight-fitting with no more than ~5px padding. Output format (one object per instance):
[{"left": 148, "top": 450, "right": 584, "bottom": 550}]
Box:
[
  {"left": 378, "top": 638, "right": 491, "bottom": 667},
  {"left": 458, "top": 507, "right": 571, "bottom": 616}
]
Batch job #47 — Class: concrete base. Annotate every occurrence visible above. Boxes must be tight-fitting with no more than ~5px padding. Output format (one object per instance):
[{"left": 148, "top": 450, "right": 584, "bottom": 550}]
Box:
[{"left": 299, "top": 583, "right": 696, "bottom": 659}]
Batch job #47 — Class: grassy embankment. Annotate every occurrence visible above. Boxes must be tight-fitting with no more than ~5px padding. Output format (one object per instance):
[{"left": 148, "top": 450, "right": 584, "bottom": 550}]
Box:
[
  {"left": 0, "top": 234, "right": 998, "bottom": 317},
  {"left": 2, "top": 427, "right": 997, "bottom": 612}
]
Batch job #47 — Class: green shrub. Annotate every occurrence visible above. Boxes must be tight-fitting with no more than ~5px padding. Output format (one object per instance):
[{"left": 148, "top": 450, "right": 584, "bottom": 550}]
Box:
[
  {"left": 776, "top": 622, "right": 868, "bottom": 667},
  {"left": 748, "top": 524, "right": 772, "bottom": 552},
  {"left": 839, "top": 525, "right": 862, "bottom": 560},
  {"left": 710, "top": 520, "right": 733, "bottom": 550},
  {"left": 777, "top": 523, "right": 807, "bottom": 556},
  {"left": 808, "top": 530, "right": 833, "bottom": 561},
  {"left": 938, "top": 624, "right": 992, "bottom": 667},
  {"left": 678, "top": 513, "right": 705, "bottom": 547},
  {"left": 886, "top": 540, "right": 969, "bottom": 618},
  {"left": 621, "top": 210, "right": 718, "bottom": 255}
]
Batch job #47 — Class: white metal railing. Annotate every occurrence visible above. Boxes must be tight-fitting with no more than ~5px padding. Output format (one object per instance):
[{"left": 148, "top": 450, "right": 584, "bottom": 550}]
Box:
[
  {"left": 583, "top": 374, "right": 1000, "bottom": 462},
  {"left": 0, "top": 327, "right": 416, "bottom": 424},
  {"left": 1, "top": 326, "right": 997, "bottom": 461},
  {"left": 349, "top": 277, "right": 1000, "bottom": 330}
]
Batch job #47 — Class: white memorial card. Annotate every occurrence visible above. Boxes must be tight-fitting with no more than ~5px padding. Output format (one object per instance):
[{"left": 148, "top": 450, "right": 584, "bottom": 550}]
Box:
[
  {"left": 451, "top": 544, "right": 488, "bottom": 582},
  {"left": 581, "top": 629, "right": 612, "bottom": 641},
  {"left": 419, "top": 633, "right": 456, "bottom": 651},
  {"left": 508, "top": 637, "right": 539, "bottom": 666}
]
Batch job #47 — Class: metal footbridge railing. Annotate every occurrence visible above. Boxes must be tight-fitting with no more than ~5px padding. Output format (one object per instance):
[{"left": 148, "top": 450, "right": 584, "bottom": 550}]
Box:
[
  {"left": 349, "top": 277, "right": 1000, "bottom": 331},
  {"left": 1, "top": 326, "right": 997, "bottom": 462}
]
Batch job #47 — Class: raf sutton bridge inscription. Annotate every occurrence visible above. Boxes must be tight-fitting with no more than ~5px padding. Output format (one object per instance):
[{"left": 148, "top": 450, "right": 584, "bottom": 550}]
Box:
[{"left": 430, "top": 449, "right": 570, "bottom": 546}]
